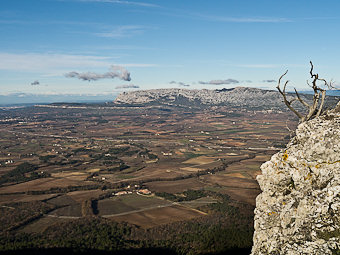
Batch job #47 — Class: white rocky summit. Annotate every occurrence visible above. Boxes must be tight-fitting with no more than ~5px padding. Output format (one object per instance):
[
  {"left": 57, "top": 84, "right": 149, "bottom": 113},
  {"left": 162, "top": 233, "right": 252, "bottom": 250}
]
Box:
[
  {"left": 251, "top": 102, "right": 340, "bottom": 255},
  {"left": 114, "top": 88, "right": 340, "bottom": 112},
  {"left": 114, "top": 87, "right": 288, "bottom": 108}
]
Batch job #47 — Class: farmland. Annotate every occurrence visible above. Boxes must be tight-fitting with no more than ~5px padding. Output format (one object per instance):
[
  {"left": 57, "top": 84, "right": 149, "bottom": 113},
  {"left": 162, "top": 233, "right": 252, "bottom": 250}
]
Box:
[{"left": 0, "top": 103, "right": 298, "bottom": 254}]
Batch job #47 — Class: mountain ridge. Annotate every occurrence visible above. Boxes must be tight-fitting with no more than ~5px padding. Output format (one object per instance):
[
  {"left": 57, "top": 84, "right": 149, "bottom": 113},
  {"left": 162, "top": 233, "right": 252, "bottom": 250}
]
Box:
[{"left": 114, "top": 87, "right": 340, "bottom": 111}]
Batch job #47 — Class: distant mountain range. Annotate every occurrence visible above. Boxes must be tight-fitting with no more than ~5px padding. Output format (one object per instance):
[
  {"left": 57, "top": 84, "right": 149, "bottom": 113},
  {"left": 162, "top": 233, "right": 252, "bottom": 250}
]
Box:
[
  {"left": 114, "top": 87, "right": 340, "bottom": 110},
  {"left": 1, "top": 88, "right": 339, "bottom": 109},
  {"left": 0, "top": 93, "right": 118, "bottom": 107}
]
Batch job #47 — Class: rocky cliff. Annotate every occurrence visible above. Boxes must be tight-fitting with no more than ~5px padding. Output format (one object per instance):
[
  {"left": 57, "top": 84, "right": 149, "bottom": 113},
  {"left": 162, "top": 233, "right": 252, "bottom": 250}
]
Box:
[{"left": 251, "top": 103, "right": 340, "bottom": 254}]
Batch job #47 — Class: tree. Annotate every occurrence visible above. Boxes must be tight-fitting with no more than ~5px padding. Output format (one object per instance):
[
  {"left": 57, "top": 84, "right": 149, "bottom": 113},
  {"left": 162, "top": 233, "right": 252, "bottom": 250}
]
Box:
[{"left": 277, "top": 61, "right": 335, "bottom": 122}]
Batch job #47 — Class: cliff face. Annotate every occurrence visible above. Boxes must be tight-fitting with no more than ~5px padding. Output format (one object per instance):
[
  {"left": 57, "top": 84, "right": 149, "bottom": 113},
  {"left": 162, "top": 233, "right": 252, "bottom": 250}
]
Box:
[{"left": 252, "top": 103, "right": 340, "bottom": 255}]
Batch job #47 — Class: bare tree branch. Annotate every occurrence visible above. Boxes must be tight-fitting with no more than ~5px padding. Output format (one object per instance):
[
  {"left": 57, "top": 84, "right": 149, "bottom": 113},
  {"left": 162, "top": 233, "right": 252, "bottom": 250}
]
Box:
[
  {"left": 316, "top": 90, "right": 326, "bottom": 117},
  {"left": 306, "top": 80, "right": 312, "bottom": 88},
  {"left": 276, "top": 70, "right": 304, "bottom": 120},
  {"left": 285, "top": 119, "right": 295, "bottom": 138},
  {"left": 294, "top": 88, "right": 310, "bottom": 108},
  {"left": 277, "top": 61, "right": 334, "bottom": 122},
  {"left": 288, "top": 98, "right": 298, "bottom": 105}
]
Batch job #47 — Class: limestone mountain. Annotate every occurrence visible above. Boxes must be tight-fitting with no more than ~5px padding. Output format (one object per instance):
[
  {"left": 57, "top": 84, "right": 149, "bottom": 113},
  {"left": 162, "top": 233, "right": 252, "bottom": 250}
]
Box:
[{"left": 114, "top": 87, "right": 339, "bottom": 111}]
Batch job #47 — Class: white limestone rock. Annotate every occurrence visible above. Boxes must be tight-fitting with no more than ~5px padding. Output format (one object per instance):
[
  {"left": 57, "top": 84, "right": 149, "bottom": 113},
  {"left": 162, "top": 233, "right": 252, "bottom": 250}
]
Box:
[
  {"left": 114, "top": 87, "right": 295, "bottom": 108},
  {"left": 251, "top": 103, "right": 340, "bottom": 255}
]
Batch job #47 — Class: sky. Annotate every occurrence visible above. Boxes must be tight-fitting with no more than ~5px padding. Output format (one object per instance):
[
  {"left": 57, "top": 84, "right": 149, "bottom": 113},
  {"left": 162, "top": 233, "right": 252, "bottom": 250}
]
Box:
[{"left": 1, "top": 0, "right": 340, "bottom": 97}]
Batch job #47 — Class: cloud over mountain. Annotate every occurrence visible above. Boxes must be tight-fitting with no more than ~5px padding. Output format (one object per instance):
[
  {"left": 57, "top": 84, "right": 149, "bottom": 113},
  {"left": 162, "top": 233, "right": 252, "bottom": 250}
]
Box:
[
  {"left": 115, "top": 84, "right": 139, "bottom": 89},
  {"left": 65, "top": 65, "right": 131, "bottom": 81},
  {"left": 169, "top": 81, "right": 190, "bottom": 87},
  {"left": 30, "top": 80, "right": 40, "bottom": 85},
  {"left": 198, "top": 79, "right": 239, "bottom": 85}
]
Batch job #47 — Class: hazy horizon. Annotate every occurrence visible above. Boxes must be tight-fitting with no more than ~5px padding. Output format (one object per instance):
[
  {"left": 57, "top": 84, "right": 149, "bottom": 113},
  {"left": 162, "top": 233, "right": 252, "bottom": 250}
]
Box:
[{"left": 1, "top": 86, "right": 339, "bottom": 106}]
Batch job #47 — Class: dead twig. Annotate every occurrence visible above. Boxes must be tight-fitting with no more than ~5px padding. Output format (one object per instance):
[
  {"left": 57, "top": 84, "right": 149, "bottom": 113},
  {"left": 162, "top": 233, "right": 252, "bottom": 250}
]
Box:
[{"left": 277, "top": 61, "right": 332, "bottom": 122}]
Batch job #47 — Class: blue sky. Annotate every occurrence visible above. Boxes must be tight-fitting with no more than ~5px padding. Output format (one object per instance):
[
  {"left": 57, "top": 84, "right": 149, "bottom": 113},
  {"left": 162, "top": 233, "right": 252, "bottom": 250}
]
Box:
[{"left": 1, "top": 0, "right": 340, "bottom": 96}]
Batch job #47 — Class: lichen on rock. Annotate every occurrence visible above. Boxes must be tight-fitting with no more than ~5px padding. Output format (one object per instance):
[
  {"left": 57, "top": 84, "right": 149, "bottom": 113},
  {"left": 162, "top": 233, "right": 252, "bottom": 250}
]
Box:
[{"left": 251, "top": 103, "right": 340, "bottom": 255}]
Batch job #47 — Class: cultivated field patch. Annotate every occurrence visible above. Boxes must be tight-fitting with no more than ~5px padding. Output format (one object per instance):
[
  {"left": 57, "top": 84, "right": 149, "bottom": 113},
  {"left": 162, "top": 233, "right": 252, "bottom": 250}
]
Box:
[
  {"left": 146, "top": 178, "right": 205, "bottom": 193},
  {"left": 98, "top": 199, "right": 135, "bottom": 215},
  {"left": 20, "top": 216, "right": 73, "bottom": 233},
  {"left": 0, "top": 178, "right": 95, "bottom": 193},
  {"left": 183, "top": 156, "right": 217, "bottom": 165},
  {"left": 179, "top": 197, "right": 218, "bottom": 209},
  {"left": 223, "top": 173, "right": 248, "bottom": 179},
  {"left": 219, "top": 187, "right": 261, "bottom": 206},
  {"left": 202, "top": 175, "right": 259, "bottom": 190},
  {"left": 86, "top": 168, "right": 101, "bottom": 173},
  {"left": 67, "top": 189, "right": 105, "bottom": 203},
  {"left": 48, "top": 204, "right": 82, "bottom": 217},
  {"left": 47, "top": 195, "right": 76, "bottom": 207},
  {"left": 51, "top": 171, "right": 88, "bottom": 181},
  {"left": 109, "top": 205, "right": 205, "bottom": 228},
  {"left": 0, "top": 193, "right": 57, "bottom": 204},
  {"left": 98, "top": 193, "right": 172, "bottom": 216},
  {"left": 223, "top": 154, "right": 271, "bottom": 178}
]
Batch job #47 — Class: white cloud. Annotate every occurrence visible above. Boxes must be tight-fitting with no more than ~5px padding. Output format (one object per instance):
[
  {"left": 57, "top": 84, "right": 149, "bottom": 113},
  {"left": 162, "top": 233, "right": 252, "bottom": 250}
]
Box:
[
  {"left": 95, "top": 25, "right": 148, "bottom": 38},
  {"left": 195, "top": 13, "right": 292, "bottom": 23},
  {"left": 234, "top": 63, "right": 307, "bottom": 69},
  {"left": 65, "top": 65, "right": 131, "bottom": 81},
  {"left": 235, "top": 64, "right": 279, "bottom": 68},
  {"left": 95, "top": 26, "right": 144, "bottom": 38},
  {"left": 115, "top": 84, "right": 139, "bottom": 89},
  {"left": 0, "top": 91, "right": 119, "bottom": 96},
  {"left": 211, "top": 17, "right": 291, "bottom": 23},
  {"left": 0, "top": 52, "right": 156, "bottom": 73},
  {"left": 169, "top": 81, "right": 190, "bottom": 87},
  {"left": 117, "top": 63, "right": 157, "bottom": 67},
  {"left": 75, "top": 0, "right": 160, "bottom": 8},
  {"left": 0, "top": 53, "right": 111, "bottom": 71},
  {"left": 199, "top": 79, "right": 239, "bottom": 85},
  {"left": 30, "top": 80, "right": 40, "bottom": 85}
]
